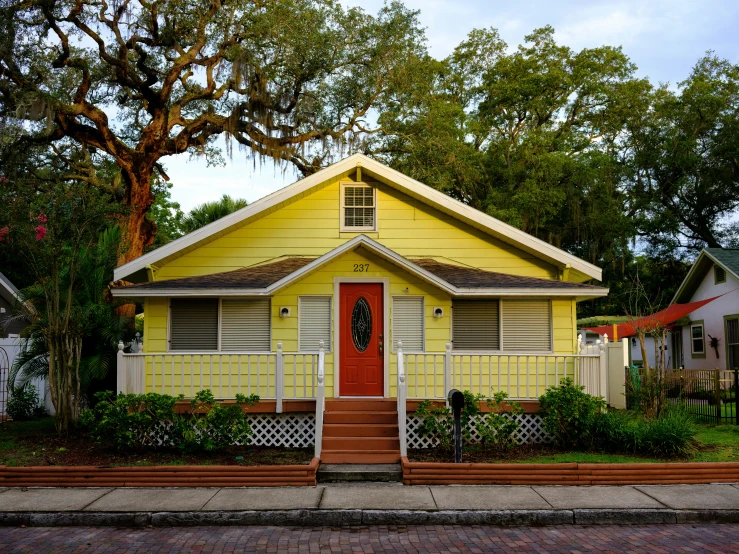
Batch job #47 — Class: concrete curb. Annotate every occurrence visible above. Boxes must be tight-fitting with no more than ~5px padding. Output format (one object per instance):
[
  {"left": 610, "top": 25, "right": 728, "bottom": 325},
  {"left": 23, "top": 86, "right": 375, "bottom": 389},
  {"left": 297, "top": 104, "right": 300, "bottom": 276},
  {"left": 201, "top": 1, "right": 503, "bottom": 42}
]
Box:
[{"left": 1, "top": 509, "right": 739, "bottom": 527}]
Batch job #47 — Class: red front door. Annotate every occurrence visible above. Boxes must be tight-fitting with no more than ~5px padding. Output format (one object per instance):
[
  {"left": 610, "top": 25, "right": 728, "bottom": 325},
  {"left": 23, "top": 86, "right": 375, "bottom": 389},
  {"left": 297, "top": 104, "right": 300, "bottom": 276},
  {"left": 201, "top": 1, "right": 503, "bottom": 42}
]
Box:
[{"left": 339, "top": 283, "right": 384, "bottom": 396}]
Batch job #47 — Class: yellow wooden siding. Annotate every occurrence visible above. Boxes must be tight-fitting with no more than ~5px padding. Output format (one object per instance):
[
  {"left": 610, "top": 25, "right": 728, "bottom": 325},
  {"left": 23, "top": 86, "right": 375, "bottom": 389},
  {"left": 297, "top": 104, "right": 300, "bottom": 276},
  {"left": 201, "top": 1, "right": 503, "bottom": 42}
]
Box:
[
  {"left": 142, "top": 246, "right": 577, "bottom": 399},
  {"left": 155, "top": 176, "right": 556, "bottom": 280}
]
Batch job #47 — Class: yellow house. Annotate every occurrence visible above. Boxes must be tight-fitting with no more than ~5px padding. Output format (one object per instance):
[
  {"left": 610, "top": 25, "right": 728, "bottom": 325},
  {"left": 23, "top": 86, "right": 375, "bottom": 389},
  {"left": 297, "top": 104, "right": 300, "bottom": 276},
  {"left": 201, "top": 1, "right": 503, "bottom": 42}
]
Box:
[{"left": 112, "top": 154, "right": 607, "bottom": 462}]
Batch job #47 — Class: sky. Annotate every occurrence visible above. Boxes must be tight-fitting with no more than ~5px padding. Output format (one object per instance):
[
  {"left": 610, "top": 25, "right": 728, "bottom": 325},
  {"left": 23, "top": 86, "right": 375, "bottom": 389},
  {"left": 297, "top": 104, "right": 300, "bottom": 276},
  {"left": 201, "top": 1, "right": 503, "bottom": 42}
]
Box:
[{"left": 163, "top": 0, "right": 739, "bottom": 213}]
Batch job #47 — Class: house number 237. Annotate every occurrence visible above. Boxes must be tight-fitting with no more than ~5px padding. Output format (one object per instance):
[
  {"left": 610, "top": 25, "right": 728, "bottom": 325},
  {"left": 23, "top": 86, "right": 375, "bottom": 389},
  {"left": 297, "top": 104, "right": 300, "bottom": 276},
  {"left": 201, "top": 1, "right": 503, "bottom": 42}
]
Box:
[{"left": 353, "top": 264, "right": 370, "bottom": 272}]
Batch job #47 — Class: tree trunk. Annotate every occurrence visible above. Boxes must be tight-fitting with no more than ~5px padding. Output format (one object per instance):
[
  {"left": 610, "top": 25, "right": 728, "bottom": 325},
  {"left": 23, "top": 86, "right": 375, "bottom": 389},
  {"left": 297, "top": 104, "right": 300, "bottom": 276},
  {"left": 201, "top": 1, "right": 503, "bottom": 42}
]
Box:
[{"left": 116, "top": 163, "right": 157, "bottom": 318}]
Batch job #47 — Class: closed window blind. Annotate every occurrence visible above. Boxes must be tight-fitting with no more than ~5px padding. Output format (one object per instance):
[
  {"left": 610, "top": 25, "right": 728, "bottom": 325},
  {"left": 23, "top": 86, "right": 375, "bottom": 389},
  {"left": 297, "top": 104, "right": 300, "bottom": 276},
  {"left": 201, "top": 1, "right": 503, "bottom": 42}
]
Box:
[
  {"left": 452, "top": 300, "right": 500, "bottom": 350},
  {"left": 393, "top": 297, "right": 424, "bottom": 351},
  {"left": 501, "top": 299, "right": 552, "bottom": 352},
  {"left": 299, "top": 296, "right": 332, "bottom": 351},
  {"left": 221, "top": 299, "right": 271, "bottom": 351},
  {"left": 170, "top": 299, "right": 218, "bottom": 351}
]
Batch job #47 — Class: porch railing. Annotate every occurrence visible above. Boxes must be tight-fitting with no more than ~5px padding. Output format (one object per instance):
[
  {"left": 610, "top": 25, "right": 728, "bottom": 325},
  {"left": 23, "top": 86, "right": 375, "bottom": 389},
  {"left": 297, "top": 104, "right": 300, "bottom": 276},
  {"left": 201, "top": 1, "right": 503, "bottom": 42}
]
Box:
[
  {"left": 116, "top": 342, "right": 319, "bottom": 412},
  {"left": 402, "top": 342, "right": 605, "bottom": 401},
  {"left": 315, "top": 341, "right": 326, "bottom": 458}
]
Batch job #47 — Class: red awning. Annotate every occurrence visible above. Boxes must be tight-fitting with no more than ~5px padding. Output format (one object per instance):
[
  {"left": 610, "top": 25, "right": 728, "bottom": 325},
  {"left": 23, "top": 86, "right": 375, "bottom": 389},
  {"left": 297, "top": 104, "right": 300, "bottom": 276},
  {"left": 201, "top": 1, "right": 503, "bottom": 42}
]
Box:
[{"left": 584, "top": 294, "right": 724, "bottom": 339}]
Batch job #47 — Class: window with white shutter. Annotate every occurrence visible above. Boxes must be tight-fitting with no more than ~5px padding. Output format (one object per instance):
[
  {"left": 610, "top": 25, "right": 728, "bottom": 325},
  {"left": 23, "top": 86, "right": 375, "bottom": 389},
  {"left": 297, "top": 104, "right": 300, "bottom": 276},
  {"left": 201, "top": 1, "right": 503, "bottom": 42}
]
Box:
[
  {"left": 221, "top": 298, "right": 271, "bottom": 351},
  {"left": 170, "top": 298, "right": 218, "bottom": 351},
  {"left": 299, "top": 296, "right": 332, "bottom": 351},
  {"left": 341, "top": 184, "right": 376, "bottom": 231},
  {"left": 501, "top": 299, "right": 552, "bottom": 352},
  {"left": 452, "top": 300, "right": 500, "bottom": 351},
  {"left": 392, "top": 297, "right": 424, "bottom": 352}
]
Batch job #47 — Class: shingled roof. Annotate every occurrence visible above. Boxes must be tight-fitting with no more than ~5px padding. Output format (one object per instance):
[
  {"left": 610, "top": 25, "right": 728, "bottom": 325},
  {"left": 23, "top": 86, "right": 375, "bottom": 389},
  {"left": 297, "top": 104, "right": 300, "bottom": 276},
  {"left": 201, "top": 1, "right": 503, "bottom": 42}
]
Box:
[
  {"left": 120, "top": 257, "right": 315, "bottom": 291},
  {"left": 116, "top": 252, "right": 606, "bottom": 295},
  {"left": 412, "top": 259, "right": 606, "bottom": 291}
]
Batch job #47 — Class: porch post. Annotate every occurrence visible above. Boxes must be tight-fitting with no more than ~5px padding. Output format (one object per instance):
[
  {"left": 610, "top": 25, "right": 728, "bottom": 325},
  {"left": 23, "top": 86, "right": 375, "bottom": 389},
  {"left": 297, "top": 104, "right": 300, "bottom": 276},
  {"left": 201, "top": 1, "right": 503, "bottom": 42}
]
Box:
[
  {"left": 276, "top": 342, "right": 284, "bottom": 413},
  {"left": 116, "top": 341, "right": 125, "bottom": 394},
  {"left": 598, "top": 340, "right": 607, "bottom": 399},
  {"left": 397, "top": 341, "right": 407, "bottom": 457},
  {"left": 444, "top": 342, "right": 452, "bottom": 406},
  {"left": 315, "top": 340, "right": 325, "bottom": 459}
]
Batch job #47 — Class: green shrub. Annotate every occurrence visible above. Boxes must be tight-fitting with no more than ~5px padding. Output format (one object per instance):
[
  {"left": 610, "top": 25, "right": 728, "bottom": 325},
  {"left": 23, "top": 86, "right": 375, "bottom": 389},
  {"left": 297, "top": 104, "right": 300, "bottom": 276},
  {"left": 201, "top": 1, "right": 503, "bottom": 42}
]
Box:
[
  {"left": 641, "top": 408, "right": 698, "bottom": 458},
  {"left": 416, "top": 391, "right": 483, "bottom": 451},
  {"left": 589, "top": 410, "right": 643, "bottom": 453},
  {"left": 81, "top": 391, "right": 183, "bottom": 450},
  {"left": 538, "top": 378, "right": 606, "bottom": 448},
  {"left": 80, "top": 390, "right": 260, "bottom": 452},
  {"left": 177, "top": 390, "right": 259, "bottom": 452},
  {"left": 7, "top": 384, "right": 40, "bottom": 421},
  {"left": 476, "top": 391, "right": 524, "bottom": 451}
]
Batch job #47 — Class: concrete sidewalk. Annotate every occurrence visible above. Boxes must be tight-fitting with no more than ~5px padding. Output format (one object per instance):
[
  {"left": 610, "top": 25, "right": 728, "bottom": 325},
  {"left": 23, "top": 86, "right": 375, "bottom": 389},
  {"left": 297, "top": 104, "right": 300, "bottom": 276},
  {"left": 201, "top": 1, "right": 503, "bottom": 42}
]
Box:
[{"left": 0, "top": 483, "right": 738, "bottom": 527}]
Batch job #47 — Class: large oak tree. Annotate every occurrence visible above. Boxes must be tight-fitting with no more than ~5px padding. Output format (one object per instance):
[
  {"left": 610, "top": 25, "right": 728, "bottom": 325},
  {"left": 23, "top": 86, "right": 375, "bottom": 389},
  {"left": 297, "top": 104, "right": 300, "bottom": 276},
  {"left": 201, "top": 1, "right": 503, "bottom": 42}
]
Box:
[{"left": 0, "top": 0, "right": 425, "bottom": 263}]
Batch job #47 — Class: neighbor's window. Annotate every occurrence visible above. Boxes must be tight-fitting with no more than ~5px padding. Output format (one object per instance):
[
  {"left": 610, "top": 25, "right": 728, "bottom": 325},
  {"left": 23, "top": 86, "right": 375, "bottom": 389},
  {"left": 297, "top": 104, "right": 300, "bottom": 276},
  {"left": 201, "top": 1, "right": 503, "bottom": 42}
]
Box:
[
  {"left": 341, "top": 184, "right": 376, "bottom": 231},
  {"left": 452, "top": 300, "right": 500, "bottom": 351},
  {"left": 169, "top": 298, "right": 219, "bottom": 351},
  {"left": 691, "top": 323, "right": 705, "bottom": 355},
  {"left": 392, "top": 296, "right": 424, "bottom": 352},
  {"left": 299, "top": 296, "right": 332, "bottom": 351},
  {"left": 715, "top": 265, "right": 726, "bottom": 284}
]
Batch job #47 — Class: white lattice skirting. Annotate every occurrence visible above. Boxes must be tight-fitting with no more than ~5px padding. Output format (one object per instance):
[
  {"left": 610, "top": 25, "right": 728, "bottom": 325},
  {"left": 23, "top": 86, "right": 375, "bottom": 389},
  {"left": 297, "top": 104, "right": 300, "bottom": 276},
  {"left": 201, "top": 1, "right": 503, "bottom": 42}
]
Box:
[
  {"left": 247, "top": 413, "right": 315, "bottom": 448},
  {"left": 406, "top": 413, "right": 552, "bottom": 449}
]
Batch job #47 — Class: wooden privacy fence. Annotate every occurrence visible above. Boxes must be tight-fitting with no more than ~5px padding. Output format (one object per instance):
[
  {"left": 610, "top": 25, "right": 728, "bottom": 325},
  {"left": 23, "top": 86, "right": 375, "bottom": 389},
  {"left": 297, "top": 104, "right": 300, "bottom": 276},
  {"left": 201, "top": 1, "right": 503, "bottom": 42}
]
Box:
[
  {"left": 117, "top": 342, "right": 319, "bottom": 412},
  {"left": 402, "top": 343, "right": 605, "bottom": 401}
]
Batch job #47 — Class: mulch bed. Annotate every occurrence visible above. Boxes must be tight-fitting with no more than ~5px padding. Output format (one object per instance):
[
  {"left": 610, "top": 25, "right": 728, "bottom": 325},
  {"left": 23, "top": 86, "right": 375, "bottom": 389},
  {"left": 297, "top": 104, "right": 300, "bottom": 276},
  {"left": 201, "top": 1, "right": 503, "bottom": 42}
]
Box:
[{"left": 0, "top": 419, "right": 314, "bottom": 467}]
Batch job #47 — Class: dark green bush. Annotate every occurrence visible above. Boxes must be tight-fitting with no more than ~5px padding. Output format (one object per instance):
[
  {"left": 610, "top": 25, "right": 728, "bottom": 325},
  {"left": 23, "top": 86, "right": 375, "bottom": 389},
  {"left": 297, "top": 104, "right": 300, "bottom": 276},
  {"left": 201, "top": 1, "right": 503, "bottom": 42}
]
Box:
[
  {"left": 7, "top": 384, "right": 39, "bottom": 421},
  {"left": 538, "top": 378, "right": 606, "bottom": 448},
  {"left": 416, "top": 391, "right": 483, "bottom": 451},
  {"left": 80, "top": 390, "right": 259, "bottom": 452},
  {"left": 476, "top": 391, "right": 524, "bottom": 451}
]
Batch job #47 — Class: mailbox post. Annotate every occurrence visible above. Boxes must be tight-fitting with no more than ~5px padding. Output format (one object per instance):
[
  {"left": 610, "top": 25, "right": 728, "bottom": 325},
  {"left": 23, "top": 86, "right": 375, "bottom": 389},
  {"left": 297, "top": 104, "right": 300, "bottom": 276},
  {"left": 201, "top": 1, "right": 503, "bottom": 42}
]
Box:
[{"left": 447, "top": 389, "right": 465, "bottom": 463}]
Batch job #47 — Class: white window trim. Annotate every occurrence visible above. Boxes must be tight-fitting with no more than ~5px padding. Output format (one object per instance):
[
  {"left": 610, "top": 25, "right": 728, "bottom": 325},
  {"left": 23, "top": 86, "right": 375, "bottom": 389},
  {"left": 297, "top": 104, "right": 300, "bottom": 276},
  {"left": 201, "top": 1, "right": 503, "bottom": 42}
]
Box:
[
  {"left": 691, "top": 323, "right": 705, "bottom": 354},
  {"left": 391, "top": 295, "right": 425, "bottom": 353},
  {"left": 340, "top": 182, "right": 377, "bottom": 232},
  {"left": 167, "top": 297, "right": 272, "bottom": 353},
  {"left": 298, "top": 295, "right": 333, "bottom": 353}
]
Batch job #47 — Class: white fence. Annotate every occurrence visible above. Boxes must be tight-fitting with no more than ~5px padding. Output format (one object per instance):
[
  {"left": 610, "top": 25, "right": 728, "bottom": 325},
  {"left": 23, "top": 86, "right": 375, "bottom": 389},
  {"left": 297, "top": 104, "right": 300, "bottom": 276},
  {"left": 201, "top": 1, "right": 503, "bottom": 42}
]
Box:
[
  {"left": 403, "top": 343, "right": 606, "bottom": 401},
  {"left": 117, "top": 342, "right": 319, "bottom": 413}
]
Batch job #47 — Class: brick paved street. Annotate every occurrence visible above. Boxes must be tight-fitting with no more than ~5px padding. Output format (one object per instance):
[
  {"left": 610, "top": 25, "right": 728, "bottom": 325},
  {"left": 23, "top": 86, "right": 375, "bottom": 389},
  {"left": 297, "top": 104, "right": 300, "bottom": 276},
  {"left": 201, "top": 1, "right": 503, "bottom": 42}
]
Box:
[{"left": 0, "top": 524, "right": 738, "bottom": 553}]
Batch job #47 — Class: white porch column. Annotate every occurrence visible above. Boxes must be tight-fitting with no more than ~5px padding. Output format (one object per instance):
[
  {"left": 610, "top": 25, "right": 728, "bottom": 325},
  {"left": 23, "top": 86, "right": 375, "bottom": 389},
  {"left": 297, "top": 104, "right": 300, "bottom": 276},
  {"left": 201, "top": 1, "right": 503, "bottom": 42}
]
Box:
[{"left": 276, "top": 342, "right": 284, "bottom": 414}]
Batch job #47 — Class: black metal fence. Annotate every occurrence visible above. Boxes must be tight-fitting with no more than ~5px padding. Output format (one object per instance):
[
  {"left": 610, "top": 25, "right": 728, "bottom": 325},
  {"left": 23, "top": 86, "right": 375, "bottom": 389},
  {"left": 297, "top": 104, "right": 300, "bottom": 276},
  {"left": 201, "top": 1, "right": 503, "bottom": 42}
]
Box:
[{"left": 626, "top": 367, "right": 739, "bottom": 424}]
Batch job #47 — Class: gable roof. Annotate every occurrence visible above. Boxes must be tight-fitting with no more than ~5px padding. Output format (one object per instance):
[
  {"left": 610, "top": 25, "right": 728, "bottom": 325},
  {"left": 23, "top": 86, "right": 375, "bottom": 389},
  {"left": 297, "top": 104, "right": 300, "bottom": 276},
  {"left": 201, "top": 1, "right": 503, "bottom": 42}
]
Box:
[
  {"left": 0, "top": 272, "right": 20, "bottom": 304},
  {"left": 672, "top": 248, "right": 739, "bottom": 303},
  {"left": 111, "top": 235, "right": 608, "bottom": 298},
  {"left": 113, "top": 154, "right": 602, "bottom": 283}
]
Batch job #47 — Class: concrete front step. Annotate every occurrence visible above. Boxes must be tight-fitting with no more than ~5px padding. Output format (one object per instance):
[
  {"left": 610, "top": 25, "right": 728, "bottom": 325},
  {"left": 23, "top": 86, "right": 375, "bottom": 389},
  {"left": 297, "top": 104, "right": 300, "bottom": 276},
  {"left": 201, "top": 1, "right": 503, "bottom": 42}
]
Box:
[
  {"left": 320, "top": 450, "right": 401, "bottom": 464},
  {"left": 317, "top": 464, "right": 403, "bottom": 483},
  {"left": 323, "top": 411, "right": 398, "bottom": 424},
  {"left": 322, "top": 424, "right": 399, "bottom": 437}
]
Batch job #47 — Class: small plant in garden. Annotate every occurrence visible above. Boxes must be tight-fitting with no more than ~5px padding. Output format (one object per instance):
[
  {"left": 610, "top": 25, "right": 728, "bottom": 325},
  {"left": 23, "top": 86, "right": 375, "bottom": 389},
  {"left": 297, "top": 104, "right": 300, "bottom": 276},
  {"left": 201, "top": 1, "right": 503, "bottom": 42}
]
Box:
[
  {"left": 7, "top": 384, "right": 40, "bottom": 421},
  {"left": 476, "top": 391, "right": 525, "bottom": 451},
  {"left": 538, "top": 378, "right": 606, "bottom": 448},
  {"left": 80, "top": 391, "right": 183, "bottom": 450},
  {"left": 415, "top": 391, "right": 483, "bottom": 451},
  {"left": 178, "top": 390, "right": 259, "bottom": 452},
  {"left": 80, "top": 389, "right": 260, "bottom": 452}
]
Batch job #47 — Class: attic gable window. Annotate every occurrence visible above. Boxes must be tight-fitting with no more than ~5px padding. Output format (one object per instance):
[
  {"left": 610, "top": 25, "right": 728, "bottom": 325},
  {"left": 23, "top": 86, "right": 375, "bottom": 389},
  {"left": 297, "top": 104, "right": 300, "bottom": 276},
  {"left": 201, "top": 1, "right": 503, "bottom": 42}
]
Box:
[
  {"left": 341, "top": 183, "right": 376, "bottom": 231},
  {"left": 715, "top": 265, "right": 726, "bottom": 284}
]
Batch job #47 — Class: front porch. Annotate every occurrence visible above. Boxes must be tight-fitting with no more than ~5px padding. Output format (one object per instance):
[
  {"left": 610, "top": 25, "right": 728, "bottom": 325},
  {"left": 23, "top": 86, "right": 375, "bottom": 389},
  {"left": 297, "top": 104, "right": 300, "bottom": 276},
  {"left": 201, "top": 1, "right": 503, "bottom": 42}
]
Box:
[{"left": 117, "top": 342, "right": 607, "bottom": 462}]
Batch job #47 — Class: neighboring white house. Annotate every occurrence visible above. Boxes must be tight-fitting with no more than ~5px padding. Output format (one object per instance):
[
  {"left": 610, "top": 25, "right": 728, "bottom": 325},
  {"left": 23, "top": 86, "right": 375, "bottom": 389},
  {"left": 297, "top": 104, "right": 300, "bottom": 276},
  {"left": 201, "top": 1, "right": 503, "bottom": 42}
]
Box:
[{"left": 672, "top": 248, "right": 739, "bottom": 370}]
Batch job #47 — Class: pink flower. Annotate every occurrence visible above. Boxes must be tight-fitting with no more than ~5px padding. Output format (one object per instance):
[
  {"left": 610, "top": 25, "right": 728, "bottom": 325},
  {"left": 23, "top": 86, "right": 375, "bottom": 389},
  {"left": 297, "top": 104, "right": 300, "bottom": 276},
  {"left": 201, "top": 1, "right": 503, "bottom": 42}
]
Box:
[
  {"left": 0, "top": 176, "right": 8, "bottom": 183},
  {"left": 35, "top": 225, "right": 46, "bottom": 241},
  {"left": 36, "top": 214, "right": 47, "bottom": 223},
  {"left": 0, "top": 227, "right": 8, "bottom": 242}
]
